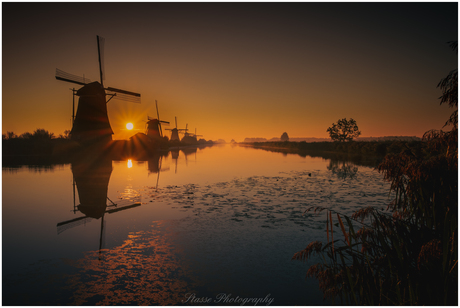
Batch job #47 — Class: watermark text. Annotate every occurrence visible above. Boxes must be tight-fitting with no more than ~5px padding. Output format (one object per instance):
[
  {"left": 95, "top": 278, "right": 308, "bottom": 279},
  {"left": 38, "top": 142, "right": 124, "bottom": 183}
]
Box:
[{"left": 182, "top": 293, "right": 274, "bottom": 305}]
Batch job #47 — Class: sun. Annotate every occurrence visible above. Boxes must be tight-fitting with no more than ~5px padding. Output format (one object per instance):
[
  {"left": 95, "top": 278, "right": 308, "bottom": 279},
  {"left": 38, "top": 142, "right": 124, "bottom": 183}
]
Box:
[{"left": 126, "top": 122, "right": 134, "bottom": 130}]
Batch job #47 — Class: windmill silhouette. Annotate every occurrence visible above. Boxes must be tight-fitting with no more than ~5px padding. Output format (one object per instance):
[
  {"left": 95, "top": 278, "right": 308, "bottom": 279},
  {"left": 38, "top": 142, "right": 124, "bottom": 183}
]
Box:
[
  {"left": 193, "top": 128, "right": 203, "bottom": 140},
  {"left": 165, "top": 117, "right": 187, "bottom": 142},
  {"left": 181, "top": 125, "right": 201, "bottom": 145},
  {"left": 146, "top": 100, "right": 170, "bottom": 140},
  {"left": 56, "top": 35, "right": 141, "bottom": 144}
]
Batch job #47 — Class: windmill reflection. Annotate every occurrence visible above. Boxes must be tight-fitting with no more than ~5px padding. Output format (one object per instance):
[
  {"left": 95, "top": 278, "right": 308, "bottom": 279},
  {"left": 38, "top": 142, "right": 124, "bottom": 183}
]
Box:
[
  {"left": 57, "top": 154, "right": 141, "bottom": 259},
  {"left": 327, "top": 160, "right": 358, "bottom": 179},
  {"left": 170, "top": 149, "right": 179, "bottom": 173},
  {"left": 147, "top": 152, "right": 170, "bottom": 190},
  {"left": 167, "top": 148, "right": 197, "bottom": 174}
]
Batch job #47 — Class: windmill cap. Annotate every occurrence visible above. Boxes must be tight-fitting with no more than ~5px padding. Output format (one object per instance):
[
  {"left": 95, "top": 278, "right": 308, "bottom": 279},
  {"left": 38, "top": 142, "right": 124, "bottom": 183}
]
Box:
[{"left": 76, "top": 81, "right": 105, "bottom": 97}]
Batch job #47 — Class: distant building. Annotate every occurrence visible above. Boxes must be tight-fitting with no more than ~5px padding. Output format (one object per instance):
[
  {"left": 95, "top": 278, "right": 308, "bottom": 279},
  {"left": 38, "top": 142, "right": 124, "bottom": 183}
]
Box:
[{"left": 280, "top": 132, "right": 289, "bottom": 141}]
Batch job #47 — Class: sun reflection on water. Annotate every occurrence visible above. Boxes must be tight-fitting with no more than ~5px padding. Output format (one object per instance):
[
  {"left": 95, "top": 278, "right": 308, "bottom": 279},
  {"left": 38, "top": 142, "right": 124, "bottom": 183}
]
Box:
[
  {"left": 64, "top": 221, "right": 198, "bottom": 305},
  {"left": 127, "top": 159, "right": 133, "bottom": 169}
]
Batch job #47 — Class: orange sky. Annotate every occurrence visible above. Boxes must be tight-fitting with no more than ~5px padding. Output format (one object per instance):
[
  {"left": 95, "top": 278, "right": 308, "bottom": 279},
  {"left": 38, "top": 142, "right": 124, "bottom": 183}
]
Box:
[{"left": 2, "top": 3, "right": 457, "bottom": 142}]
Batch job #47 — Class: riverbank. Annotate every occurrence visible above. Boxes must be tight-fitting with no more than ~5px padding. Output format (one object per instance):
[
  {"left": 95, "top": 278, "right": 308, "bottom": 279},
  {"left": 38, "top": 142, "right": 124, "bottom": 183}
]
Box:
[
  {"left": 2, "top": 137, "right": 215, "bottom": 166},
  {"left": 239, "top": 139, "right": 425, "bottom": 167}
]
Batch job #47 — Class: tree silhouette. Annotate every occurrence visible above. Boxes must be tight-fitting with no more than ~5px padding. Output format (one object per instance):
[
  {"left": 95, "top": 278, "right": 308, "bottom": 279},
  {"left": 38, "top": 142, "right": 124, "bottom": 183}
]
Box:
[
  {"left": 31, "top": 128, "right": 54, "bottom": 140},
  {"left": 4, "top": 131, "right": 17, "bottom": 139},
  {"left": 326, "top": 118, "right": 361, "bottom": 142},
  {"left": 280, "top": 132, "right": 289, "bottom": 141},
  {"left": 438, "top": 41, "right": 457, "bottom": 128}
]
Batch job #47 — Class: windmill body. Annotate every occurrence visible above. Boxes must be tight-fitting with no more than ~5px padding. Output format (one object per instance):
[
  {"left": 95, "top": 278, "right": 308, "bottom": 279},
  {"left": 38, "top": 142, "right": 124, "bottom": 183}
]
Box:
[
  {"left": 170, "top": 128, "right": 180, "bottom": 141},
  {"left": 166, "top": 116, "right": 187, "bottom": 142},
  {"left": 146, "top": 118, "right": 162, "bottom": 139},
  {"left": 71, "top": 82, "right": 114, "bottom": 144},
  {"left": 146, "top": 117, "right": 169, "bottom": 141}
]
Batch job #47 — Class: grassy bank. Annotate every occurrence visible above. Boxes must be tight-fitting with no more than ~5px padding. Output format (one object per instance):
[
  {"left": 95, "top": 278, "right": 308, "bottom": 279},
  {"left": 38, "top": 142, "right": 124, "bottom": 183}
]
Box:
[{"left": 240, "top": 140, "right": 424, "bottom": 167}]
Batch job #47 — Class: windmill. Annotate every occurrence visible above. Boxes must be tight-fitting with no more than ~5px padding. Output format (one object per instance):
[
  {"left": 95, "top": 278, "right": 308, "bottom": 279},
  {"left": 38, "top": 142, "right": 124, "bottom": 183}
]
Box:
[
  {"left": 165, "top": 117, "right": 187, "bottom": 142},
  {"left": 56, "top": 35, "right": 141, "bottom": 144},
  {"left": 182, "top": 124, "right": 190, "bottom": 137},
  {"left": 146, "top": 100, "right": 170, "bottom": 140},
  {"left": 181, "top": 124, "right": 200, "bottom": 145},
  {"left": 193, "top": 128, "right": 203, "bottom": 140}
]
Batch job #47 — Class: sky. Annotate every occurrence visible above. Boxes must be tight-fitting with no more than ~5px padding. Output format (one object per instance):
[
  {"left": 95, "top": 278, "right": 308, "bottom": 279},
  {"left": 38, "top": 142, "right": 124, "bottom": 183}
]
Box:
[{"left": 2, "top": 2, "right": 458, "bottom": 142}]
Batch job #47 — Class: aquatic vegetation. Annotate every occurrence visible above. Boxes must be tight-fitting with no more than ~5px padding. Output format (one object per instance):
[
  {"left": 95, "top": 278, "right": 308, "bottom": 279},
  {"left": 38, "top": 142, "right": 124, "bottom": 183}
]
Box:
[{"left": 145, "top": 168, "right": 390, "bottom": 231}]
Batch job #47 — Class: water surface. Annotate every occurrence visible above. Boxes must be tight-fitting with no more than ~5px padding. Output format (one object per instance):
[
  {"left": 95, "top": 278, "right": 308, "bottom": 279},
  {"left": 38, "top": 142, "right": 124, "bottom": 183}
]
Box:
[{"left": 2, "top": 144, "right": 391, "bottom": 305}]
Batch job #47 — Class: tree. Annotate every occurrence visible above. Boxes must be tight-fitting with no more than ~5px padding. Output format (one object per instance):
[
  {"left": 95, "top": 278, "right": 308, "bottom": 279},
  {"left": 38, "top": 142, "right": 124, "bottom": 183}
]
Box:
[
  {"left": 58, "top": 130, "right": 71, "bottom": 139},
  {"left": 19, "top": 132, "right": 33, "bottom": 139},
  {"left": 31, "top": 128, "right": 54, "bottom": 140},
  {"left": 327, "top": 118, "right": 361, "bottom": 142},
  {"left": 4, "top": 131, "right": 17, "bottom": 139},
  {"left": 438, "top": 41, "right": 457, "bottom": 128},
  {"left": 280, "top": 132, "right": 289, "bottom": 141}
]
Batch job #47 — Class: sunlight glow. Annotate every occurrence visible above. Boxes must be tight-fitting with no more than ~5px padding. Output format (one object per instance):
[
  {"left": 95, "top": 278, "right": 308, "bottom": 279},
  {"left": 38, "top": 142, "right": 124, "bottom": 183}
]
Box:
[
  {"left": 127, "top": 159, "right": 133, "bottom": 169},
  {"left": 126, "top": 123, "right": 134, "bottom": 130}
]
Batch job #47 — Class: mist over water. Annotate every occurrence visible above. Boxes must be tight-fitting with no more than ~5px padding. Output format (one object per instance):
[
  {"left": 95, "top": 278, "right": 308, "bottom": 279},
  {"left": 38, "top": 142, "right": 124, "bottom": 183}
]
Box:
[{"left": 3, "top": 144, "right": 391, "bottom": 305}]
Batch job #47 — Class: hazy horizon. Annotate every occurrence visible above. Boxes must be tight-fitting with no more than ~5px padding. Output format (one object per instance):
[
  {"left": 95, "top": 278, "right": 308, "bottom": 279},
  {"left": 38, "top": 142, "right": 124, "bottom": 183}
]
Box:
[{"left": 2, "top": 3, "right": 457, "bottom": 142}]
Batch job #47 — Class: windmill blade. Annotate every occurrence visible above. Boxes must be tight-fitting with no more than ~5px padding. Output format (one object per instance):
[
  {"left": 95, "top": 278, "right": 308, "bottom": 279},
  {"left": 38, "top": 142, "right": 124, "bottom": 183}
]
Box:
[
  {"left": 156, "top": 156, "right": 162, "bottom": 190},
  {"left": 99, "top": 215, "right": 105, "bottom": 253},
  {"left": 56, "top": 68, "right": 91, "bottom": 86},
  {"left": 105, "top": 202, "right": 141, "bottom": 214},
  {"left": 105, "top": 90, "right": 141, "bottom": 103},
  {"left": 156, "top": 100, "right": 162, "bottom": 136},
  {"left": 106, "top": 86, "right": 141, "bottom": 97},
  {"left": 160, "top": 121, "right": 170, "bottom": 134},
  {"left": 57, "top": 215, "right": 94, "bottom": 235},
  {"left": 97, "top": 35, "right": 105, "bottom": 87},
  {"left": 156, "top": 100, "right": 160, "bottom": 119}
]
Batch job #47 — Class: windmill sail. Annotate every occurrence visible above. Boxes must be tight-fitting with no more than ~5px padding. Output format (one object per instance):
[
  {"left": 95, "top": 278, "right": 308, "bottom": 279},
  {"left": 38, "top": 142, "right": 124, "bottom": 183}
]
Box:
[
  {"left": 56, "top": 69, "right": 91, "bottom": 86},
  {"left": 106, "top": 88, "right": 141, "bottom": 103},
  {"left": 97, "top": 35, "right": 105, "bottom": 87}
]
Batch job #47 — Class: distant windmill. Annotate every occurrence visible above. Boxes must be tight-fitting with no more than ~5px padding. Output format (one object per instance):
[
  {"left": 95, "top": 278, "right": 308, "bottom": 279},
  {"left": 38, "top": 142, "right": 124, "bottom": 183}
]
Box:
[
  {"left": 56, "top": 35, "right": 141, "bottom": 144},
  {"left": 182, "top": 124, "right": 190, "bottom": 137},
  {"left": 146, "top": 100, "right": 170, "bottom": 140},
  {"left": 192, "top": 128, "right": 203, "bottom": 139},
  {"left": 165, "top": 117, "right": 187, "bottom": 141},
  {"left": 181, "top": 125, "right": 201, "bottom": 144}
]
